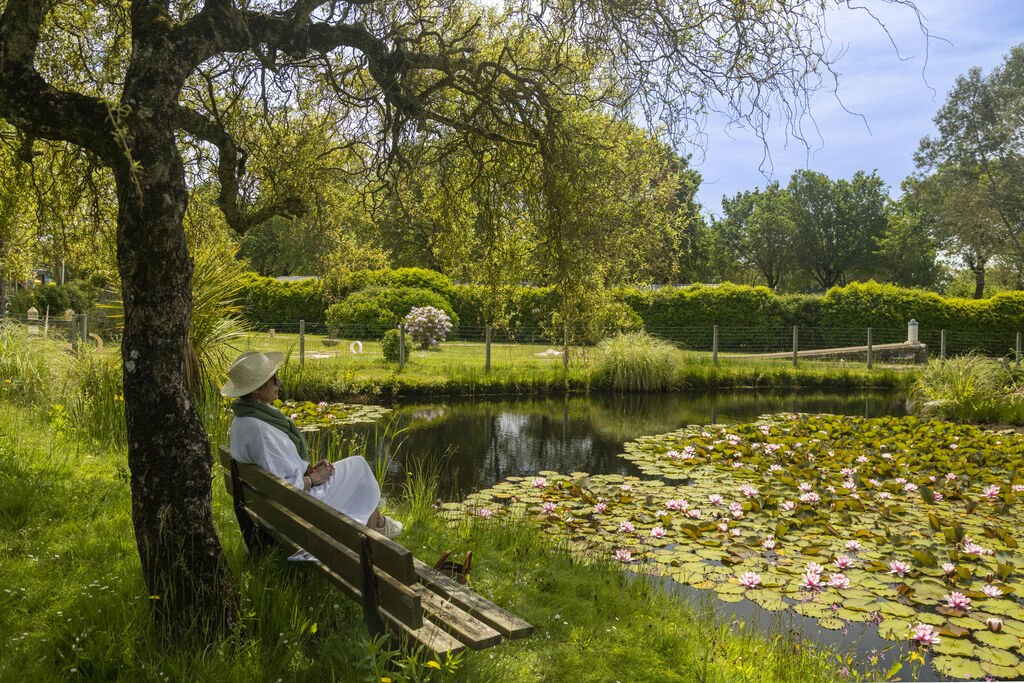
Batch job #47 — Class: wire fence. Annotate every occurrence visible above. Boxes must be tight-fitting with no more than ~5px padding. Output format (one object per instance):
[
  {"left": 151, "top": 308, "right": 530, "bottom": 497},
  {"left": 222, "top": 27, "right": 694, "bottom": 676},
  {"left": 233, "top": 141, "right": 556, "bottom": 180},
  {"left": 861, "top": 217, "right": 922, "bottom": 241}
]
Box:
[{"left": 4, "top": 314, "right": 1022, "bottom": 371}]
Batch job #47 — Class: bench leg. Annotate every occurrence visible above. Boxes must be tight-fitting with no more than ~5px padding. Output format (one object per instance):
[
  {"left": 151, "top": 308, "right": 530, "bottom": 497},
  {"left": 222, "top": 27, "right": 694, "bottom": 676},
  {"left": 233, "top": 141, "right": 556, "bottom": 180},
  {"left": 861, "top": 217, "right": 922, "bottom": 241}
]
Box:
[
  {"left": 231, "top": 460, "right": 274, "bottom": 554},
  {"left": 359, "top": 535, "right": 386, "bottom": 637}
]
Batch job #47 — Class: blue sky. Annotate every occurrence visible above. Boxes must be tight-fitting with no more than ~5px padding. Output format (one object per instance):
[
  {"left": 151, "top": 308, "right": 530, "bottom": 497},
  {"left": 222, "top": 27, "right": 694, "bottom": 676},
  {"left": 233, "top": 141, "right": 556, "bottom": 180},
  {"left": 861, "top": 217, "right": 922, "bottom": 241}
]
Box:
[{"left": 690, "top": 1, "right": 1024, "bottom": 215}]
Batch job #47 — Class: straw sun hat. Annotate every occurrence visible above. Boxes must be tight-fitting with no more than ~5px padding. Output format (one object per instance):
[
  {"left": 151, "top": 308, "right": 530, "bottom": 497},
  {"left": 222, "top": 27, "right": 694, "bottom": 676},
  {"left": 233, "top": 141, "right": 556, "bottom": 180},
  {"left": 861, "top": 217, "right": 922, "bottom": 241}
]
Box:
[{"left": 220, "top": 351, "right": 285, "bottom": 397}]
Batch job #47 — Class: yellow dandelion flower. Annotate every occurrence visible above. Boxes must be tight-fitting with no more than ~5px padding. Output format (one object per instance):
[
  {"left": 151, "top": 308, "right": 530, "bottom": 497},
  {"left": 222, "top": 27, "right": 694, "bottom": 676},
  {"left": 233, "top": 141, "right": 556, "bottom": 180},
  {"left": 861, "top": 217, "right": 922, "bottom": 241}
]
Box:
[{"left": 426, "top": 660, "right": 441, "bottom": 669}]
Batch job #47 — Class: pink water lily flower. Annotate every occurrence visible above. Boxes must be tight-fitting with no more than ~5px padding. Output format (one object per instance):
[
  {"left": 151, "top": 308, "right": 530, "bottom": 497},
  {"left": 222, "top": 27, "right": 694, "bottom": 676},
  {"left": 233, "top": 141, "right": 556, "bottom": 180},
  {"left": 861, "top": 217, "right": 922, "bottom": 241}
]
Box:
[
  {"left": 982, "top": 585, "right": 1004, "bottom": 598},
  {"left": 768, "top": 462, "right": 782, "bottom": 470},
  {"left": 895, "top": 477, "right": 907, "bottom": 485},
  {"left": 904, "top": 483, "right": 919, "bottom": 492},
  {"left": 620, "top": 484, "right": 633, "bottom": 492},
  {"left": 594, "top": 502, "right": 607, "bottom": 513},
  {"left": 877, "top": 491, "right": 892, "bottom": 499},
  {"left": 799, "top": 492, "right": 820, "bottom": 504},
  {"left": 827, "top": 574, "right": 851, "bottom": 589},
  {"left": 856, "top": 455, "right": 868, "bottom": 463},
  {"left": 945, "top": 473, "right": 957, "bottom": 481},
  {"left": 615, "top": 549, "right": 633, "bottom": 563},
  {"left": 477, "top": 508, "right": 493, "bottom": 519},
  {"left": 532, "top": 477, "right": 547, "bottom": 488},
  {"left": 834, "top": 555, "right": 855, "bottom": 570},
  {"left": 842, "top": 479, "right": 856, "bottom": 490},
  {"left": 888, "top": 560, "right": 911, "bottom": 578},
  {"left": 798, "top": 483, "right": 814, "bottom": 492},
  {"left": 908, "top": 623, "right": 941, "bottom": 646},
  {"left": 717, "top": 521, "right": 729, "bottom": 532},
  {"left": 780, "top": 501, "right": 796, "bottom": 511},
  {"left": 944, "top": 592, "right": 971, "bottom": 610},
  {"left": 1013, "top": 484, "right": 1024, "bottom": 493},
  {"left": 650, "top": 526, "right": 667, "bottom": 539},
  {"left": 708, "top": 494, "right": 724, "bottom": 505},
  {"left": 654, "top": 509, "right": 667, "bottom": 517},
  {"left": 666, "top": 450, "right": 680, "bottom": 459},
  {"left": 542, "top": 502, "right": 556, "bottom": 513},
  {"left": 982, "top": 484, "right": 1001, "bottom": 499},
  {"left": 739, "top": 484, "right": 758, "bottom": 497},
  {"left": 737, "top": 572, "right": 762, "bottom": 588},
  {"left": 799, "top": 571, "right": 822, "bottom": 589},
  {"left": 619, "top": 521, "right": 635, "bottom": 533},
  {"left": 987, "top": 617, "right": 1003, "bottom": 632},
  {"left": 665, "top": 499, "right": 688, "bottom": 511},
  {"left": 845, "top": 540, "right": 861, "bottom": 552},
  {"left": 805, "top": 562, "right": 824, "bottom": 575},
  {"left": 961, "top": 541, "right": 989, "bottom": 555},
  {"left": 687, "top": 509, "right": 702, "bottom": 519},
  {"left": 942, "top": 562, "right": 956, "bottom": 574},
  {"left": 762, "top": 536, "right": 776, "bottom": 550},
  {"left": 932, "top": 492, "right": 944, "bottom": 501}
]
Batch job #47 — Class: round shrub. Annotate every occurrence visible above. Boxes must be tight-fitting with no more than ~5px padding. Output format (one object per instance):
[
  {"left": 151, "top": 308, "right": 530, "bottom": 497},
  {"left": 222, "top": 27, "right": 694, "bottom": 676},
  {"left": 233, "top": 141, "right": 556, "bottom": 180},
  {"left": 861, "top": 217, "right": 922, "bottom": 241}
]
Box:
[
  {"left": 403, "top": 306, "right": 453, "bottom": 348},
  {"left": 591, "top": 332, "right": 682, "bottom": 392},
  {"left": 325, "top": 286, "right": 459, "bottom": 339},
  {"left": 380, "top": 328, "right": 406, "bottom": 363}
]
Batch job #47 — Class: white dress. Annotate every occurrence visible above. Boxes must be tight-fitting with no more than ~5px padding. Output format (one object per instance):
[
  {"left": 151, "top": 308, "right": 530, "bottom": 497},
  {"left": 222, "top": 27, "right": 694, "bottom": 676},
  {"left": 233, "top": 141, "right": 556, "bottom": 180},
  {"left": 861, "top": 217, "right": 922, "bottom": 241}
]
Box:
[{"left": 229, "top": 416, "right": 381, "bottom": 525}]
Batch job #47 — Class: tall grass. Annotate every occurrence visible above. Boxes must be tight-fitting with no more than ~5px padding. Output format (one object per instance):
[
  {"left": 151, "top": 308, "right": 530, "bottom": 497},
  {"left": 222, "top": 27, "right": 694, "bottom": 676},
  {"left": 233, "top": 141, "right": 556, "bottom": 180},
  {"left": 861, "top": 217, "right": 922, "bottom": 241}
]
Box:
[
  {"left": 0, "top": 322, "right": 71, "bottom": 404},
  {"left": 909, "top": 353, "right": 1024, "bottom": 423},
  {"left": 592, "top": 332, "right": 683, "bottom": 391}
]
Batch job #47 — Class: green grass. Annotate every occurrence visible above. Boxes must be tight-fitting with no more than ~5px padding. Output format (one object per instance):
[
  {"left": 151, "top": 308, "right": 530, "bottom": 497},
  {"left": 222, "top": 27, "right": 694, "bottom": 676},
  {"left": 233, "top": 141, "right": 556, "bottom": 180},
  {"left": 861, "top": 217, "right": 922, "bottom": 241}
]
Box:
[
  {"left": 227, "top": 332, "right": 915, "bottom": 401},
  {"left": 0, "top": 397, "right": 898, "bottom": 683}
]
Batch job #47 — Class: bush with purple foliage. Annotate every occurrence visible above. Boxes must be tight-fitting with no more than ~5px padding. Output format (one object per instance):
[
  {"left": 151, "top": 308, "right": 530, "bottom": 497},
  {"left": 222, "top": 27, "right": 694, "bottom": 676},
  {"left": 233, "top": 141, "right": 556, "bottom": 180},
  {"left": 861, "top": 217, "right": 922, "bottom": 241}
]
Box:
[{"left": 403, "top": 306, "right": 453, "bottom": 349}]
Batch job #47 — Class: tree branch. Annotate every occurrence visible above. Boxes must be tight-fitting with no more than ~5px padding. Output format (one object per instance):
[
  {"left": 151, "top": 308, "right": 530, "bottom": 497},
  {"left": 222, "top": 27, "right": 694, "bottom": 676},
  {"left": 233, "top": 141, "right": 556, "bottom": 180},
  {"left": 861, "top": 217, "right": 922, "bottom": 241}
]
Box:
[
  {"left": 0, "top": 0, "right": 120, "bottom": 165},
  {"left": 174, "top": 104, "right": 305, "bottom": 234}
]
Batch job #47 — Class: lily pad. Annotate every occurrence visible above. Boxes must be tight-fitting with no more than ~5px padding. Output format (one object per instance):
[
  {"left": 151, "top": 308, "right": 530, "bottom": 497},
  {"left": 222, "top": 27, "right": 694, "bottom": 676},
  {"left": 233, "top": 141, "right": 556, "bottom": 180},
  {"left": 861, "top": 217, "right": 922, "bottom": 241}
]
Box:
[
  {"left": 973, "top": 630, "right": 1021, "bottom": 650},
  {"left": 974, "top": 645, "right": 1019, "bottom": 667},
  {"left": 932, "top": 638, "right": 976, "bottom": 657},
  {"left": 932, "top": 655, "right": 986, "bottom": 680}
]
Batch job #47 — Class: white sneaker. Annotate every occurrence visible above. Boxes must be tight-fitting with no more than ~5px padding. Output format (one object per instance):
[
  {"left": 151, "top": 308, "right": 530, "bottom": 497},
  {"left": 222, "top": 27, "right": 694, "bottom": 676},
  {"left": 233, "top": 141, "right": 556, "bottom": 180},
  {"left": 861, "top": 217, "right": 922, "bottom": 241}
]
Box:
[
  {"left": 379, "top": 516, "right": 403, "bottom": 539},
  {"left": 287, "top": 548, "right": 317, "bottom": 562}
]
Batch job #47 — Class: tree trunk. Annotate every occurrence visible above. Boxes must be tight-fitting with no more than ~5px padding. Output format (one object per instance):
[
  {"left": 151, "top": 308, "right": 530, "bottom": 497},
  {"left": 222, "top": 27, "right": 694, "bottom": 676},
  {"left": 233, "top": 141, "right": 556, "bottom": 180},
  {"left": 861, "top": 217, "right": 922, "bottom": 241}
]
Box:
[
  {"left": 115, "top": 115, "right": 235, "bottom": 635},
  {"left": 972, "top": 264, "right": 986, "bottom": 299}
]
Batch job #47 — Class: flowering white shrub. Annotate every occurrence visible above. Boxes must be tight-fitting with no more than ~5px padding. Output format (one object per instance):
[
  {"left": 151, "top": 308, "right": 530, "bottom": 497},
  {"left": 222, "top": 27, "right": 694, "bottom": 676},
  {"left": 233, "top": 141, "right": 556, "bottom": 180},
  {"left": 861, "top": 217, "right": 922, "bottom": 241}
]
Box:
[{"left": 403, "top": 306, "right": 453, "bottom": 348}]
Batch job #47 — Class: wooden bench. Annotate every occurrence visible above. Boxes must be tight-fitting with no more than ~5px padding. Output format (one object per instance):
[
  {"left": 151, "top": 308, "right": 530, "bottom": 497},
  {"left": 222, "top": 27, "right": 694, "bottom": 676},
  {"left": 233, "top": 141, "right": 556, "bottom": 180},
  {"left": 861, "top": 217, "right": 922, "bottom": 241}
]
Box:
[{"left": 218, "top": 446, "right": 532, "bottom": 654}]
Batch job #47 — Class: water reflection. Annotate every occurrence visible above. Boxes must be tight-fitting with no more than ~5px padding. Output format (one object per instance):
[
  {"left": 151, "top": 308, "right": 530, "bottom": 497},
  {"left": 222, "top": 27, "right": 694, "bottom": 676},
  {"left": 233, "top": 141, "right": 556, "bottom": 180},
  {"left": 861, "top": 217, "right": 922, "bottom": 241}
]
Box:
[{"left": 357, "top": 390, "right": 908, "bottom": 498}]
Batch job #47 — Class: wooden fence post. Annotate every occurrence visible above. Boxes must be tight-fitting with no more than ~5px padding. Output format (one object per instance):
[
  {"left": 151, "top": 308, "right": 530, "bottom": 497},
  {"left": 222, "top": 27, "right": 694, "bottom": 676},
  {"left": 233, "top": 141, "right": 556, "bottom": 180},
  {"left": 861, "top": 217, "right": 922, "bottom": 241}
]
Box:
[
  {"left": 712, "top": 324, "right": 719, "bottom": 366},
  {"left": 485, "top": 325, "right": 491, "bottom": 373},
  {"left": 399, "top": 324, "right": 406, "bottom": 370},
  {"left": 940, "top": 329, "right": 947, "bottom": 366},
  {"left": 1016, "top": 332, "right": 1021, "bottom": 369},
  {"left": 792, "top": 326, "right": 798, "bottom": 367},
  {"left": 299, "top": 319, "right": 305, "bottom": 366},
  {"left": 866, "top": 327, "right": 873, "bottom": 370},
  {"left": 563, "top": 325, "right": 569, "bottom": 371}
]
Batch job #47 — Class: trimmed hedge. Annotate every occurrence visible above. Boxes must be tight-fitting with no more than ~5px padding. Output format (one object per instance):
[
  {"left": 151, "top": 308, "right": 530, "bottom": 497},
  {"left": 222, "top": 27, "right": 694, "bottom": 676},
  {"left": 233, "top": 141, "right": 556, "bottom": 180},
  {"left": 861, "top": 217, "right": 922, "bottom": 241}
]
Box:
[
  {"left": 235, "top": 270, "right": 1024, "bottom": 356},
  {"left": 238, "top": 273, "right": 325, "bottom": 327},
  {"left": 324, "top": 286, "right": 460, "bottom": 340}
]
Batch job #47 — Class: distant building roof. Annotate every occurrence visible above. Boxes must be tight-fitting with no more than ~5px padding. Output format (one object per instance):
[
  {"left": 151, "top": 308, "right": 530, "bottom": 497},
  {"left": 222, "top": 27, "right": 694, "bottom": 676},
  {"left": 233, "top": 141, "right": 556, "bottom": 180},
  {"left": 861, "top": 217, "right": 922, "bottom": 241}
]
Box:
[{"left": 273, "top": 275, "right": 319, "bottom": 282}]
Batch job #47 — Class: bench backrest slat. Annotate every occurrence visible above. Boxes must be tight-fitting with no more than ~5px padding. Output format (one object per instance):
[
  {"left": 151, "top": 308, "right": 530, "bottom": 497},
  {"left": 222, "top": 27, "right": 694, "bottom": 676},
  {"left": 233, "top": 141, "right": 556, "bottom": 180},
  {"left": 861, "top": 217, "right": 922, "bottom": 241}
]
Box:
[{"left": 219, "top": 446, "right": 416, "bottom": 585}]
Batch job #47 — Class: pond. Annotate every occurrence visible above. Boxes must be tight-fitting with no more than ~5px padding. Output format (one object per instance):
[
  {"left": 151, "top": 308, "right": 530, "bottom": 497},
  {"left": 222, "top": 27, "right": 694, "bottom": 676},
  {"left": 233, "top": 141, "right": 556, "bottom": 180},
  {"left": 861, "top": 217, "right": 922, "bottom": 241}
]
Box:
[
  {"left": 317, "top": 390, "right": 995, "bottom": 680},
  {"left": 370, "top": 390, "right": 909, "bottom": 498}
]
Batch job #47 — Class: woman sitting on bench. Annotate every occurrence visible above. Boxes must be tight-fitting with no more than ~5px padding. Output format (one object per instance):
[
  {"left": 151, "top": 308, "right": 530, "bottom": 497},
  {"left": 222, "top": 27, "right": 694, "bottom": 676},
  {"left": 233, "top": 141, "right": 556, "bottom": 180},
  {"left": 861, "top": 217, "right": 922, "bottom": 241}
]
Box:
[{"left": 222, "top": 351, "right": 402, "bottom": 549}]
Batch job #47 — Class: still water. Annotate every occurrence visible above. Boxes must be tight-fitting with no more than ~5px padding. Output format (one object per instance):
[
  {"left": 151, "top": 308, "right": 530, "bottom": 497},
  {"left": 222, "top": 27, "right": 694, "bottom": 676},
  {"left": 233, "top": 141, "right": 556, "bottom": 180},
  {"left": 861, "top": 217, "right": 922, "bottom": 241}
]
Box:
[
  {"left": 346, "top": 390, "right": 929, "bottom": 680},
  {"left": 369, "top": 390, "right": 908, "bottom": 498}
]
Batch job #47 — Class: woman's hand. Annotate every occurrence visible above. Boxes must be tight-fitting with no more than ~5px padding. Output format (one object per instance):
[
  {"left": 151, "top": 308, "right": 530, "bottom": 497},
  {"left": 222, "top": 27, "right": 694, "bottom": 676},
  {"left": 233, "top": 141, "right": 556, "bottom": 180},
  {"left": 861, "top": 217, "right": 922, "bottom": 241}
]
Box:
[{"left": 308, "top": 459, "right": 334, "bottom": 486}]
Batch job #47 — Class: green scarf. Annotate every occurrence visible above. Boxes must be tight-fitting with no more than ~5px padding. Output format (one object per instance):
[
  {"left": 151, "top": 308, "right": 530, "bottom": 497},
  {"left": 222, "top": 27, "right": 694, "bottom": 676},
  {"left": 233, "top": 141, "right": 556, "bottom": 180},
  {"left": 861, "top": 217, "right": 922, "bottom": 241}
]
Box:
[{"left": 231, "top": 398, "right": 309, "bottom": 462}]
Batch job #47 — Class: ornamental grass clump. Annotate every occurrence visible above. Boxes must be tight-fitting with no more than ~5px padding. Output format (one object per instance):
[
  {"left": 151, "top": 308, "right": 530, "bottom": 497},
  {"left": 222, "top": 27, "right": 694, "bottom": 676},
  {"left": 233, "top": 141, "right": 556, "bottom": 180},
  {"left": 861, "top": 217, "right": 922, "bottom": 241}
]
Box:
[
  {"left": 909, "top": 353, "right": 1015, "bottom": 423},
  {"left": 403, "top": 306, "right": 452, "bottom": 349},
  {"left": 0, "top": 321, "right": 70, "bottom": 404},
  {"left": 591, "top": 331, "right": 682, "bottom": 392}
]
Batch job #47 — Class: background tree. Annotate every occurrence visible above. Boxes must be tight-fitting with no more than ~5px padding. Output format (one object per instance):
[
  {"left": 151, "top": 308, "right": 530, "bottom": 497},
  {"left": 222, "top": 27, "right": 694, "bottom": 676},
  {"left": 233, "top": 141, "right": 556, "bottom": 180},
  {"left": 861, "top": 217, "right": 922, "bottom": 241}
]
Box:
[
  {"left": 874, "top": 197, "right": 941, "bottom": 289},
  {"left": 912, "top": 44, "right": 1024, "bottom": 298},
  {"left": 0, "top": 0, "right": 923, "bottom": 632},
  {"left": 715, "top": 182, "right": 796, "bottom": 289},
  {"left": 788, "top": 169, "right": 889, "bottom": 289}
]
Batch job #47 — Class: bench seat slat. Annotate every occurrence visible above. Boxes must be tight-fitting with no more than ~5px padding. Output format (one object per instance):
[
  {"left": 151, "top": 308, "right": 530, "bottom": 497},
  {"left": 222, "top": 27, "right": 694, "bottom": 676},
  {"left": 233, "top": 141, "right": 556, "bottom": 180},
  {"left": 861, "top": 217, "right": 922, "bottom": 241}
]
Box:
[
  {"left": 411, "top": 585, "right": 503, "bottom": 649},
  {"left": 241, "top": 495, "right": 423, "bottom": 628},
  {"left": 222, "top": 449, "right": 416, "bottom": 585},
  {"left": 413, "top": 559, "right": 534, "bottom": 640}
]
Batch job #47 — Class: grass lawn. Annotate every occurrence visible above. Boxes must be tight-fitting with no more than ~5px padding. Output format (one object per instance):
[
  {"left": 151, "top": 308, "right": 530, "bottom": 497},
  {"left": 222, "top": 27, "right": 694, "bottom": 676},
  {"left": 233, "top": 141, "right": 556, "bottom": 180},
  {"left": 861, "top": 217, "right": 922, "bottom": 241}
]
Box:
[{"left": 227, "top": 332, "right": 916, "bottom": 401}]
